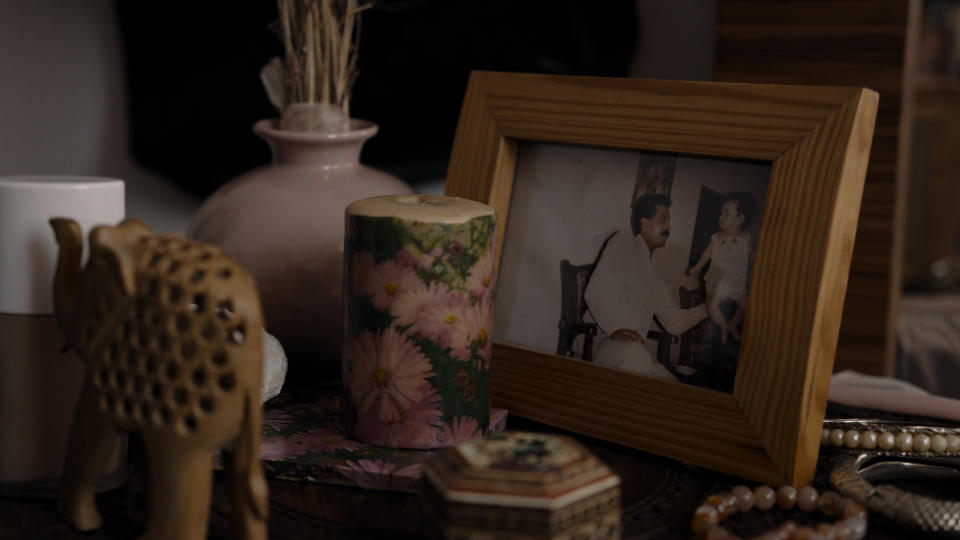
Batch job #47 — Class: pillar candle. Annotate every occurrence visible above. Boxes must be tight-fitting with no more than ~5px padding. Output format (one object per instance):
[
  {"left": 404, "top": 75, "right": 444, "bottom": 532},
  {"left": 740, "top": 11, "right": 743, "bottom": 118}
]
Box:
[
  {"left": 0, "top": 176, "right": 127, "bottom": 497},
  {"left": 341, "top": 195, "right": 496, "bottom": 448}
]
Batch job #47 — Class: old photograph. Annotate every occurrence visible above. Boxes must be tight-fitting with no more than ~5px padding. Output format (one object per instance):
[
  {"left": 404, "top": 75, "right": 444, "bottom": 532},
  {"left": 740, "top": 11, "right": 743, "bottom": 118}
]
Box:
[{"left": 495, "top": 142, "right": 771, "bottom": 392}]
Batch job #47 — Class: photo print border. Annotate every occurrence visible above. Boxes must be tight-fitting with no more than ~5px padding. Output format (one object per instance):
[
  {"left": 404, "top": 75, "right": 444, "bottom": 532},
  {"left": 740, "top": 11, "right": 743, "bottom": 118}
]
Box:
[
  {"left": 445, "top": 71, "right": 877, "bottom": 486},
  {"left": 493, "top": 144, "right": 772, "bottom": 394}
]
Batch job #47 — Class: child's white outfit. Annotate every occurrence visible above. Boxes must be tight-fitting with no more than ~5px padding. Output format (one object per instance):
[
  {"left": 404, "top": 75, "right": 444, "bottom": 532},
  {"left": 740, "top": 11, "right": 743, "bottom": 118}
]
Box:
[{"left": 704, "top": 233, "right": 750, "bottom": 302}]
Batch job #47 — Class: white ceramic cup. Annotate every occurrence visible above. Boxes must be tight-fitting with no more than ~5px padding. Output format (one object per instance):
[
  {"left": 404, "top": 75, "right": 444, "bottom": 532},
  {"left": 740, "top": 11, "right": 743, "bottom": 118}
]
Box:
[{"left": 0, "top": 176, "right": 127, "bottom": 497}]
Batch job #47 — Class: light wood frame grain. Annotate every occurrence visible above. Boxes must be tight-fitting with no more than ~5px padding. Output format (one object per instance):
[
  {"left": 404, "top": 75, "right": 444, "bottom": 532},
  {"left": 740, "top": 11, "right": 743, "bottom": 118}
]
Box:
[{"left": 445, "top": 71, "right": 878, "bottom": 486}]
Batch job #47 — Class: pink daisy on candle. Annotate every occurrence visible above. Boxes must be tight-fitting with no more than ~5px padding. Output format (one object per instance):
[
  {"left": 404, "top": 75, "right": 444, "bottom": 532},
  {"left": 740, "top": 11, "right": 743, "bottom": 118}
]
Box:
[
  {"left": 349, "top": 330, "right": 433, "bottom": 423},
  {"left": 450, "top": 296, "right": 493, "bottom": 368},
  {"left": 465, "top": 248, "right": 495, "bottom": 301},
  {"left": 417, "top": 290, "right": 472, "bottom": 348},
  {"left": 391, "top": 281, "right": 445, "bottom": 328},
  {"left": 437, "top": 416, "right": 482, "bottom": 447},
  {"left": 417, "top": 246, "right": 443, "bottom": 269},
  {"left": 350, "top": 251, "right": 376, "bottom": 295},
  {"left": 362, "top": 260, "right": 424, "bottom": 311},
  {"left": 395, "top": 247, "right": 419, "bottom": 268},
  {"left": 355, "top": 383, "right": 443, "bottom": 448}
]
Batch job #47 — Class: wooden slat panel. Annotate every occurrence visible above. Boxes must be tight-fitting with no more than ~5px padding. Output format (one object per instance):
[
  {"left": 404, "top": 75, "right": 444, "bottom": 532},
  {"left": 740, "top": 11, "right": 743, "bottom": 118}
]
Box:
[{"left": 716, "top": 0, "right": 920, "bottom": 375}]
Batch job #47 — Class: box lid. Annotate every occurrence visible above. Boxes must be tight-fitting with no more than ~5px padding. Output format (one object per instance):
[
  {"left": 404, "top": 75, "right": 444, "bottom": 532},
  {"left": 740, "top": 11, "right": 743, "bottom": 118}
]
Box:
[{"left": 422, "top": 431, "right": 620, "bottom": 511}]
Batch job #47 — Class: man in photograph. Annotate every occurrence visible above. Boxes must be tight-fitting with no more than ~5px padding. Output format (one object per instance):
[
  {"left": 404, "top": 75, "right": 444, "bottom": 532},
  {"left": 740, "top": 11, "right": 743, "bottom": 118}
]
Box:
[{"left": 584, "top": 193, "right": 707, "bottom": 380}]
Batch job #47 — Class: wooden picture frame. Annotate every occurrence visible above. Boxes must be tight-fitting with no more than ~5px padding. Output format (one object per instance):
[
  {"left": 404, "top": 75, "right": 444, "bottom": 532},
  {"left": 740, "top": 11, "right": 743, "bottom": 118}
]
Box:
[{"left": 444, "top": 71, "right": 878, "bottom": 486}]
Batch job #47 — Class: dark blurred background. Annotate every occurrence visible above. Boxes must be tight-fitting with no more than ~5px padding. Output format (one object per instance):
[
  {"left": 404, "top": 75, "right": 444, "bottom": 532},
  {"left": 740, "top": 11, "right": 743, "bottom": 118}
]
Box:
[{"left": 113, "top": 1, "right": 638, "bottom": 198}]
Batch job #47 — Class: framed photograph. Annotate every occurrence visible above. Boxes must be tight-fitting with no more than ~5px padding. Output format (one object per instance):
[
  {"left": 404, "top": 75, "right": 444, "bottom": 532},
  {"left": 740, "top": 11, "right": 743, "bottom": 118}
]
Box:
[{"left": 445, "top": 71, "right": 877, "bottom": 485}]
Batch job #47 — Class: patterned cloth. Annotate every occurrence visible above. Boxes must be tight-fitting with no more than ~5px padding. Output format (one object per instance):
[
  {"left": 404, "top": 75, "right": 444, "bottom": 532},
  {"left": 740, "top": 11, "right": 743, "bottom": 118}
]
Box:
[{"left": 241, "top": 389, "right": 508, "bottom": 493}]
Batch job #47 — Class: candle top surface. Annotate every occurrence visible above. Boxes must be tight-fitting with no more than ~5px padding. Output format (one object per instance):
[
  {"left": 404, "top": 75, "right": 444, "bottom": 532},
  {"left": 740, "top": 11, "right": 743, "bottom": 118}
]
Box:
[{"left": 347, "top": 195, "right": 494, "bottom": 224}]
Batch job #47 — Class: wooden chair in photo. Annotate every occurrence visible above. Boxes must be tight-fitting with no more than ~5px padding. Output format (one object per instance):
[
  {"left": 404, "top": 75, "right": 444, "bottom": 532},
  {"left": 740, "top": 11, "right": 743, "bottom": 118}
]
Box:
[
  {"left": 556, "top": 260, "right": 600, "bottom": 362},
  {"left": 677, "top": 286, "right": 706, "bottom": 367},
  {"left": 555, "top": 231, "right": 676, "bottom": 363}
]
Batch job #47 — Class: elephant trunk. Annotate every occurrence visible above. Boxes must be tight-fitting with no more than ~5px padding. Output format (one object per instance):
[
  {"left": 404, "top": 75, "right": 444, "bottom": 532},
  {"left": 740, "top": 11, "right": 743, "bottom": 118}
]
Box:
[{"left": 50, "top": 218, "right": 84, "bottom": 340}]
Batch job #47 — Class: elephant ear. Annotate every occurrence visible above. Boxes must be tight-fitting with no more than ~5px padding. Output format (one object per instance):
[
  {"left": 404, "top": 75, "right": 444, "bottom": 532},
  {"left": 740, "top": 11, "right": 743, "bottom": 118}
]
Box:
[{"left": 89, "top": 225, "right": 139, "bottom": 297}]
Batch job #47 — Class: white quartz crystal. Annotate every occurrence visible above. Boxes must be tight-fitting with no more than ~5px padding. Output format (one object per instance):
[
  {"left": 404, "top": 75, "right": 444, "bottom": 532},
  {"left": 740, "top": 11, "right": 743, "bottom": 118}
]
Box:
[{"left": 261, "top": 328, "right": 288, "bottom": 403}]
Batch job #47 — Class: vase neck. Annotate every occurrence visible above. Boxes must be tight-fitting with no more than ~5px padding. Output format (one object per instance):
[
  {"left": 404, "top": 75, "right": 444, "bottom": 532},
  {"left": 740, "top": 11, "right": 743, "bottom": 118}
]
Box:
[
  {"left": 269, "top": 139, "right": 365, "bottom": 168},
  {"left": 254, "top": 119, "right": 378, "bottom": 169}
]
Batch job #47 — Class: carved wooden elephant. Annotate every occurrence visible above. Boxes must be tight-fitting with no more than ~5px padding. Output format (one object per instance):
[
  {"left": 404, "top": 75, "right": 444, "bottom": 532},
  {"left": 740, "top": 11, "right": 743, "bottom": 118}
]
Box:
[{"left": 50, "top": 218, "right": 268, "bottom": 540}]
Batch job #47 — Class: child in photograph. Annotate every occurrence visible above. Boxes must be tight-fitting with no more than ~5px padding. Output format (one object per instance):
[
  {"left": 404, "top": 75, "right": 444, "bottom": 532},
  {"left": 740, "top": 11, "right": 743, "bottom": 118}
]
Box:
[{"left": 685, "top": 192, "right": 757, "bottom": 345}]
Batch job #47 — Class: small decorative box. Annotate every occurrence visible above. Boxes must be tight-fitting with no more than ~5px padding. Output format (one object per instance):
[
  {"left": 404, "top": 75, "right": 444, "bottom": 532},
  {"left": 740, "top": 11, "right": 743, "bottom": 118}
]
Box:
[{"left": 421, "top": 431, "right": 621, "bottom": 539}]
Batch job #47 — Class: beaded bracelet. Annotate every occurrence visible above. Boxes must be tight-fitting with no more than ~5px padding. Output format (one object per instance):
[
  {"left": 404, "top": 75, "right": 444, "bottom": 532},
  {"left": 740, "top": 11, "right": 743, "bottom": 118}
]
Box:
[
  {"left": 821, "top": 419, "right": 960, "bottom": 456},
  {"left": 691, "top": 484, "right": 868, "bottom": 540}
]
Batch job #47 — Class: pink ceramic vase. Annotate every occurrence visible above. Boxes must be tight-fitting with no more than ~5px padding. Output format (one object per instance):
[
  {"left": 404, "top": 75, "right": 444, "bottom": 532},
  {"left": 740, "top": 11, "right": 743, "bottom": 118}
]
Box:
[{"left": 188, "top": 119, "right": 413, "bottom": 377}]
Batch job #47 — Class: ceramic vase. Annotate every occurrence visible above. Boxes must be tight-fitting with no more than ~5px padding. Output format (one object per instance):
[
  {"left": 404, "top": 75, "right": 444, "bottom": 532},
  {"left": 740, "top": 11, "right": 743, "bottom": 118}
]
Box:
[{"left": 188, "top": 119, "right": 413, "bottom": 378}]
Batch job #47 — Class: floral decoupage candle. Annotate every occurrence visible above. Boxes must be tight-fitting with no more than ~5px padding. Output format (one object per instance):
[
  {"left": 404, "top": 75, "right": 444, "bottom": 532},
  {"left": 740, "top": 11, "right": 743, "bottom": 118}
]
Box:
[{"left": 341, "top": 195, "right": 496, "bottom": 448}]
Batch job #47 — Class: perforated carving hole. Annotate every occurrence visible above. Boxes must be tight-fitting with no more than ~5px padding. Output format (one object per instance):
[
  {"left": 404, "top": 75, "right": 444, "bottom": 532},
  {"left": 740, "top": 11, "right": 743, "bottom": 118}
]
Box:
[
  {"left": 218, "top": 372, "right": 236, "bottom": 391},
  {"left": 145, "top": 354, "right": 158, "bottom": 373},
  {"left": 199, "top": 252, "right": 212, "bottom": 261},
  {"left": 147, "top": 277, "right": 160, "bottom": 298},
  {"left": 105, "top": 393, "right": 116, "bottom": 411},
  {"left": 173, "top": 387, "right": 188, "bottom": 406},
  {"left": 149, "top": 312, "right": 164, "bottom": 329},
  {"left": 140, "top": 403, "right": 151, "bottom": 419},
  {"left": 227, "top": 325, "right": 245, "bottom": 345},
  {"left": 151, "top": 382, "right": 164, "bottom": 401},
  {"left": 169, "top": 285, "right": 183, "bottom": 304},
  {"left": 137, "top": 331, "right": 150, "bottom": 348},
  {"left": 158, "top": 332, "right": 172, "bottom": 352},
  {"left": 134, "top": 376, "right": 145, "bottom": 395},
  {"left": 116, "top": 371, "right": 127, "bottom": 390},
  {"left": 182, "top": 414, "right": 198, "bottom": 433},
  {"left": 218, "top": 267, "right": 232, "bottom": 279},
  {"left": 127, "top": 350, "right": 139, "bottom": 369},
  {"left": 148, "top": 252, "right": 162, "bottom": 267},
  {"left": 123, "top": 398, "right": 134, "bottom": 415},
  {"left": 109, "top": 341, "right": 120, "bottom": 363},
  {"left": 191, "top": 367, "right": 206, "bottom": 387},
  {"left": 211, "top": 349, "right": 227, "bottom": 367},
  {"left": 215, "top": 300, "right": 235, "bottom": 320},
  {"left": 190, "top": 269, "right": 206, "bottom": 283},
  {"left": 165, "top": 364, "right": 180, "bottom": 381},
  {"left": 96, "top": 368, "right": 108, "bottom": 387},
  {"left": 167, "top": 260, "right": 181, "bottom": 275},
  {"left": 181, "top": 340, "right": 196, "bottom": 359},
  {"left": 175, "top": 313, "right": 191, "bottom": 333},
  {"left": 122, "top": 319, "right": 134, "bottom": 342},
  {"left": 199, "top": 395, "right": 214, "bottom": 413},
  {"left": 201, "top": 321, "right": 216, "bottom": 341},
  {"left": 159, "top": 406, "right": 171, "bottom": 424},
  {"left": 190, "top": 294, "right": 206, "bottom": 313}
]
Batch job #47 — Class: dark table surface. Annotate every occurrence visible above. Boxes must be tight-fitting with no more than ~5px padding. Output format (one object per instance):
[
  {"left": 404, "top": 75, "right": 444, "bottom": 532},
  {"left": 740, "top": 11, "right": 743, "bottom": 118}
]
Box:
[{"left": 0, "top": 404, "right": 947, "bottom": 539}]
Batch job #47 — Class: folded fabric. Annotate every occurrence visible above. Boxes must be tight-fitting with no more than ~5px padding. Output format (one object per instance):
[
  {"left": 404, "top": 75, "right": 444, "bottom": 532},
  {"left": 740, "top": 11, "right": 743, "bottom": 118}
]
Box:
[{"left": 829, "top": 370, "right": 960, "bottom": 422}]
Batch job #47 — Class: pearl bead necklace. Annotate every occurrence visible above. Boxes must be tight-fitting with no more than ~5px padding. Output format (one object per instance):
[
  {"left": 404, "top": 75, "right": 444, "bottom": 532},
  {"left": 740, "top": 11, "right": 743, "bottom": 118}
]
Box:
[
  {"left": 691, "top": 484, "right": 868, "bottom": 540},
  {"left": 821, "top": 419, "right": 960, "bottom": 455}
]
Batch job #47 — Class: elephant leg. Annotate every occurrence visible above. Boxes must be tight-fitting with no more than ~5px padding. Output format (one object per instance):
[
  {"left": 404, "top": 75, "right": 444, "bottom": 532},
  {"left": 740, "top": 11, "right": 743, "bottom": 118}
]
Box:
[
  {"left": 139, "top": 443, "right": 213, "bottom": 540},
  {"left": 59, "top": 380, "right": 119, "bottom": 532},
  {"left": 225, "top": 393, "right": 269, "bottom": 540}
]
